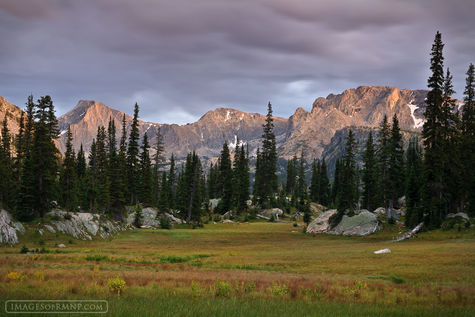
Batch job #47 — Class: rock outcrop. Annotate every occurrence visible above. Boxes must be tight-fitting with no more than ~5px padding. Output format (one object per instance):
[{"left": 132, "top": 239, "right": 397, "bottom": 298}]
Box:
[
  {"left": 328, "top": 211, "right": 380, "bottom": 236},
  {"left": 0, "top": 210, "right": 25, "bottom": 245},
  {"left": 48, "top": 210, "right": 129, "bottom": 240},
  {"left": 306, "top": 209, "right": 338, "bottom": 234},
  {"left": 125, "top": 207, "right": 184, "bottom": 227}
]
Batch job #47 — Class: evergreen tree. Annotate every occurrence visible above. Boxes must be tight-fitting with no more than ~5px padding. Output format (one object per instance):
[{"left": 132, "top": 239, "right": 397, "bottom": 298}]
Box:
[
  {"left": 422, "top": 31, "right": 446, "bottom": 228},
  {"left": 462, "top": 63, "right": 475, "bottom": 215},
  {"left": 388, "top": 115, "right": 405, "bottom": 205},
  {"left": 158, "top": 171, "right": 169, "bottom": 211},
  {"left": 182, "top": 152, "right": 203, "bottom": 223},
  {"left": 87, "top": 139, "right": 98, "bottom": 211},
  {"left": 217, "top": 142, "right": 233, "bottom": 213},
  {"left": 17, "top": 96, "right": 60, "bottom": 218},
  {"left": 309, "top": 159, "right": 320, "bottom": 203},
  {"left": 107, "top": 118, "right": 125, "bottom": 214},
  {"left": 377, "top": 115, "right": 391, "bottom": 207},
  {"left": 331, "top": 158, "right": 343, "bottom": 207},
  {"left": 152, "top": 128, "right": 165, "bottom": 206},
  {"left": 14, "top": 113, "right": 25, "bottom": 183},
  {"left": 59, "top": 127, "right": 78, "bottom": 211},
  {"left": 337, "top": 129, "right": 358, "bottom": 213},
  {"left": 95, "top": 126, "right": 111, "bottom": 211},
  {"left": 0, "top": 113, "right": 14, "bottom": 208},
  {"left": 168, "top": 154, "right": 176, "bottom": 209},
  {"left": 296, "top": 151, "right": 307, "bottom": 203},
  {"left": 362, "top": 131, "right": 378, "bottom": 211},
  {"left": 207, "top": 162, "right": 219, "bottom": 199},
  {"left": 405, "top": 137, "right": 423, "bottom": 227},
  {"left": 255, "top": 102, "right": 278, "bottom": 207},
  {"left": 139, "top": 133, "right": 153, "bottom": 205},
  {"left": 318, "top": 159, "right": 330, "bottom": 206},
  {"left": 286, "top": 155, "right": 298, "bottom": 196},
  {"left": 118, "top": 114, "right": 129, "bottom": 203},
  {"left": 127, "top": 103, "right": 140, "bottom": 204},
  {"left": 232, "top": 144, "right": 250, "bottom": 213},
  {"left": 76, "top": 144, "right": 88, "bottom": 210}
]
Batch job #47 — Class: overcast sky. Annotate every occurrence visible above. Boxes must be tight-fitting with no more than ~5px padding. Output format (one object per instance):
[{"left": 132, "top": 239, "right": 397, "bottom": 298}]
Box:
[{"left": 1, "top": 0, "right": 474, "bottom": 124}]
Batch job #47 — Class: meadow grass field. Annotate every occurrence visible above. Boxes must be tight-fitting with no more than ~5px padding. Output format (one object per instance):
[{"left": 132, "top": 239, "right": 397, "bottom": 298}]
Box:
[{"left": 1, "top": 221, "right": 474, "bottom": 316}]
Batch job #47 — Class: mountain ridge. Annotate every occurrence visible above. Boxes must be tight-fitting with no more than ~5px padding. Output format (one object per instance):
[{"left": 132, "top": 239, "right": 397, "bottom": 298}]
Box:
[{"left": 0, "top": 85, "right": 430, "bottom": 164}]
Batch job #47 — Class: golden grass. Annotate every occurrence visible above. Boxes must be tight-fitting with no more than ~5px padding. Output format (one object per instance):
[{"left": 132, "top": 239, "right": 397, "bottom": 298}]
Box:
[{"left": 0, "top": 222, "right": 474, "bottom": 309}]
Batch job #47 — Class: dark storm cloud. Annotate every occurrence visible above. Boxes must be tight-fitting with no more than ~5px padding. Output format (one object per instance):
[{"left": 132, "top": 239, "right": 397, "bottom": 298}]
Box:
[{"left": 0, "top": 0, "right": 474, "bottom": 124}]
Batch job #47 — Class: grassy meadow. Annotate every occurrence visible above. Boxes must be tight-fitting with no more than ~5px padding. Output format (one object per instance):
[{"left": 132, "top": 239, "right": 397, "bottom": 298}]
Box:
[{"left": 0, "top": 221, "right": 474, "bottom": 316}]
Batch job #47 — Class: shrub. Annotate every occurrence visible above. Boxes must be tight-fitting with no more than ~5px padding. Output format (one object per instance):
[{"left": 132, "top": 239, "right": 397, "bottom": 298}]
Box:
[
  {"left": 107, "top": 275, "right": 126, "bottom": 297},
  {"left": 215, "top": 280, "right": 232, "bottom": 297},
  {"left": 34, "top": 271, "right": 45, "bottom": 281},
  {"left": 85, "top": 254, "right": 110, "bottom": 262},
  {"left": 64, "top": 213, "right": 72, "bottom": 220},
  {"left": 6, "top": 271, "right": 27, "bottom": 282},
  {"left": 390, "top": 275, "right": 406, "bottom": 284},
  {"left": 270, "top": 282, "right": 290, "bottom": 296},
  {"left": 20, "top": 245, "right": 29, "bottom": 254},
  {"left": 133, "top": 203, "right": 143, "bottom": 228},
  {"left": 159, "top": 215, "right": 172, "bottom": 229}
]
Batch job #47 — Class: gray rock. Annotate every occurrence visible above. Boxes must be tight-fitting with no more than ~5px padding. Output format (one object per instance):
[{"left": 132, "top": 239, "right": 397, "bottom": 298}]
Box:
[
  {"left": 0, "top": 210, "right": 21, "bottom": 245},
  {"left": 262, "top": 208, "right": 284, "bottom": 219},
  {"left": 57, "top": 244, "right": 66, "bottom": 248},
  {"left": 37, "top": 229, "right": 44, "bottom": 236},
  {"left": 306, "top": 209, "right": 338, "bottom": 234},
  {"left": 373, "top": 207, "right": 386, "bottom": 216},
  {"left": 446, "top": 212, "right": 469, "bottom": 221},
  {"left": 222, "top": 219, "right": 234, "bottom": 223},
  {"left": 328, "top": 211, "right": 379, "bottom": 236},
  {"left": 44, "top": 224, "right": 56, "bottom": 233},
  {"left": 374, "top": 248, "right": 391, "bottom": 254}
]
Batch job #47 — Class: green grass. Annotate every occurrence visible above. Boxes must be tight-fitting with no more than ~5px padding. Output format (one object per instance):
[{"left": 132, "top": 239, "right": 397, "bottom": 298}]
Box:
[{"left": 0, "top": 222, "right": 474, "bottom": 316}]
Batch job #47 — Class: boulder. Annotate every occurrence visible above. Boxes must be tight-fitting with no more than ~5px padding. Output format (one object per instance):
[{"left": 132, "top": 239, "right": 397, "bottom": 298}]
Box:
[
  {"left": 373, "top": 207, "right": 386, "bottom": 216},
  {"left": 309, "top": 203, "right": 325, "bottom": 215},
  {"left": 446, "top": 212, "right": 469, "bottom": 221},
  {"left": 222, "top": 219, "right": 234, "bottom": 224},
  {"left": 398, "top": 196, "right": 406, "bottom": 208},
  {"left": 374, "top": 248, "right": 391, "bottom": 254},
  {"left": 262, "top": 208, "right": 284, "bottom": 219},
  {"left": 44, "top": 224, "right": 56, "bottom": 233},
  {"left": 328, "top": 211, "right": 379, "bottom": 236},
  {"left": 0, "top": 210, "right": 23, "bottom": 245},
  {"left": 306, "top": 209, "right": 338, "bottom": 234},
  {"left": 57, "top": 244, "right": 66, "bottom": 248}
]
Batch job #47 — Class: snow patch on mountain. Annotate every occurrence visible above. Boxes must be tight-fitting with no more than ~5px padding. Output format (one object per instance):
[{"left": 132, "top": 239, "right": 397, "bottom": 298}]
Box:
[{"left": 407, "top": 100, "right": 425, "bottom": 129}]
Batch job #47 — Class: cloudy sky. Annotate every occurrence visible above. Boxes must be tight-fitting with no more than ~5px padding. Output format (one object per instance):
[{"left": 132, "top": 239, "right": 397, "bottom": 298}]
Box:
[{"left": 1, "top": 0, "right": 474, "bottom": 124}]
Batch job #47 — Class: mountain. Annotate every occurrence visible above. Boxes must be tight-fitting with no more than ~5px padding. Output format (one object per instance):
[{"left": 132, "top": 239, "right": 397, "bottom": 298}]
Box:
[
  {"left": 0, "top": 96, "right": 25, "bottom": 136},
  {"left": 1, "top": 86, "right": 430, "bottom": 169}
]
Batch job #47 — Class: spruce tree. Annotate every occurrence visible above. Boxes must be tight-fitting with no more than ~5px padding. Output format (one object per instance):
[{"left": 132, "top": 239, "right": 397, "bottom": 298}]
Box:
[
  {"left": 59, "top": 127, "right": 78, "bottom": 211},
  {"left": 127, "top": 103, "right": 140, "bottom": 204},
  {"left": 217, "top": 142, "right": 233, "bottom": 213},
  {"left": 232, "top": 144, "right": 250, "bottom": 213},
  {"left": 405, "top": 137, "right": 423, "bottom": 227},
  {"left": 462, "top": 63, "right": 475, "bottom": 215},
  {"left": 309, "top": 159, "right": 319, "bottom": 203},
  {"left": 168, "top": 154, "right": 176, "bottom": 209},
  {"left": 318, "top": 158, "right": 330, "bottom": 206},
  {"left": 107, "top": 118, "right": 125, "bottom": 214},
  {"left": 152, "top": 128, "right": 165, "bottom": 206},
  {"left": 388, "top": 115, "right": 405, "bottom": 205},
  {"left": 0, "top": 114, "right": 14, "bottom": 208},
  {"left": 139, "top": 133, "right": 153, "bottom": 205},
  {"left": 17, "top": 96, "right": 60, "bottom": 218},
  {"left": 377, "top": 115, "right": 391, "bottom": 207},
  {"left": 14, "top": 113, "right": 25, "bottom": 184},
  {"left": 76, "top": 144, "right": 88, "bottom": 209},
  {"left": 256, "top": 102, "right": 278, "bottom": 207},
  {"left": 118, "top": 114, "right": 129, "bottom": 204},
  {"left": 95, "top": 126, "right": 111, "bottom": 211},
  {"left": 422, "top": 31, "right": 446, "bottom": 228},
  {"left": 337, "top": 130, "right": 358, "bottom": 213},
  {"left": 362, "top": 131, "right": 378, "bottom": 211},
  {"left": 286, "top": 156, "right": 298, "bottom": 196},
  {"left": 158, "top": 171, "right": 169, "bottom": 211}
]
